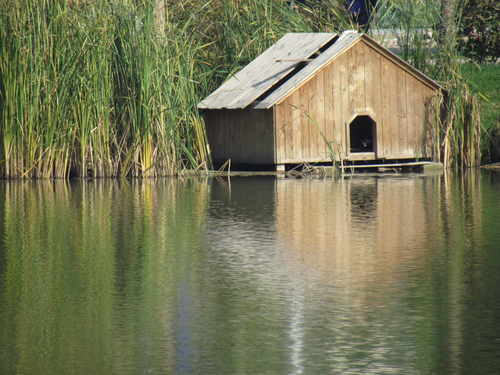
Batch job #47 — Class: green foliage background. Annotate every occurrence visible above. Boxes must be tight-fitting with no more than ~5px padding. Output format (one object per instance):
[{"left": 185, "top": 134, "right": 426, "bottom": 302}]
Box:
[
  {"left": 460, "top": 0, "right": 500, "bottom": 62},
  {"left": 0, "top": 0, "right": 497, "bottom": 177}
]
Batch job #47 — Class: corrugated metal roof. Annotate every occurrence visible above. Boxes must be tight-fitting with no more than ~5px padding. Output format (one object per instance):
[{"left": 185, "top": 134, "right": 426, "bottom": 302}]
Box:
[{"left": 197, "top": 33, "right": 337, "bottom": 110}]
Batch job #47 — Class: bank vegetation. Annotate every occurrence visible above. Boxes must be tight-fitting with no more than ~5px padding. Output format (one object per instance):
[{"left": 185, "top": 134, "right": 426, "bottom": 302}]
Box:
[{"left": 0, "top": 0, "right": 497, "bottom": 178}]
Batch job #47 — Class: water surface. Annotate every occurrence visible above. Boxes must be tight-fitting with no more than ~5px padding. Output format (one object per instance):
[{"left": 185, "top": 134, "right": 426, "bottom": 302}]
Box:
[{"left": 1, "top": 171, "right": 500, "bottom": 374}]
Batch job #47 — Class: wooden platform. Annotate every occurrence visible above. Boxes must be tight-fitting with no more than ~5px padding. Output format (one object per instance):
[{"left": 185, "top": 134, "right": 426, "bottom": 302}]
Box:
[
  {"left": 340, "top": 161, "right": 431, "bottom": 170},
  {"left": 481, "top": 162, "right": 500, "bottom": 170}
]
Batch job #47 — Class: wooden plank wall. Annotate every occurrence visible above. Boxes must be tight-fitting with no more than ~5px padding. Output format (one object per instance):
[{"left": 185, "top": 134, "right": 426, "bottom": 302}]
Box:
[
  {"left": 205, "top": 108, "right": 274, "bottom": 164},
  {"left": 276, "top": 39, "right": 438, "bottom": 163}
]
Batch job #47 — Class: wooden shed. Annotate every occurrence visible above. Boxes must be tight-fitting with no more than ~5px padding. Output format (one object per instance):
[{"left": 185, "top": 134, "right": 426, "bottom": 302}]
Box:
[{"left": 198, "top": 31, "right": 442, "bottom": 170}]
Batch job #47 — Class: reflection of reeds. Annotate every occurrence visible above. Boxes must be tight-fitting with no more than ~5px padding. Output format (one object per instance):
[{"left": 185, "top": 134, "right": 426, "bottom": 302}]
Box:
[{"left": 0, "top": 177, "right": 209, "bottom": 372}]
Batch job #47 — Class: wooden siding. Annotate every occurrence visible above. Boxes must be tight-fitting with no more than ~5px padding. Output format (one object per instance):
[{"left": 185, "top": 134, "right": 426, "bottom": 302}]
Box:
[
  {"left": 205, "top": 108, "right": 274, "bottom": 164},
  {"left": 275, "top": 39, "right": 438, "bottom": 164}
]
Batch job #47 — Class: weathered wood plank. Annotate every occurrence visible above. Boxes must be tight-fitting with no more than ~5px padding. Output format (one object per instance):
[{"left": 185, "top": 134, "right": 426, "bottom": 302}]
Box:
[
  {"left": 364, "top": 42, "right": 374, "bottom": 115},
  {"left": 339, "top": 52, "right": 349, "bottom": 156},
  {"left": 414, "top": 80, "right": 424, "bottom": 156},
  {"left": 389, "top": 58, "right": 400, "bottom": 155},
  {"left": 257, "top": 109, "right": 274, "bottom": 163},
  {"left": 226, "top": 110, "right": 235, "bottom": 160},
  {"left": 347, "top": 46, "right": 357, "bottom": 117},
  {"left": 406, "top": 74, "right": 416, "bottom": 155},
  {"left": 244, "top": 111, "right": 253, "bottom": 160},
  {"left": 216, "top": 111, "right": 227, "bottom": 161},
  {"left": 224, "top": 111, "right": 231, "bottom": 160},
  {"left": 381, "top": 56, "right": 391, "bottom": 158},
  {"left": 234, "top": 110, "right": 245, "bottom": 161},
  {"left": 324, "top": 63, "right": 335, "bottom": 159},
  {"left": 209, "top": 110, "right": 231, "bottom": 162},
  {"left": 356, "top": 41, "right": 366, "bottom": 112},
  {"left": 332, "top": 59, "right": 342, "bottom": 156},
  {"left": 275, "top": 104, "right": 286, "bottom": 163},
  {"left": 315, "top": 69, "right": 326, "bottom": 158},
  {"left": 273, "top": 107, "right": 278, "bottom": 163},
  {"left": 300, "top": 79, "right": 310, "bottom": 158},
  {"left": 397, "top": 68, "right": 408, "bottom": 155},
  {"left": 285, "top": 95, "right": 295, "bottom": 160},
  {"left": 291, "top": 91, "right": 302, "bottom": 160},
  {"left": 308, "top": 76, "right": 318, "bottom": 159},
  {"left": 371, "top": 45, "right": 383, "bottom": 157}
]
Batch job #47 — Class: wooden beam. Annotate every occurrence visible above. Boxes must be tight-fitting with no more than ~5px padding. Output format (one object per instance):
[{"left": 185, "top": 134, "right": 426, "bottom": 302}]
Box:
[
  {"left": 340, "top": 161, "right": 431, "bottom": 169},
  {"left": 276, "top": 59, "right": 313, "bottom": 62}
]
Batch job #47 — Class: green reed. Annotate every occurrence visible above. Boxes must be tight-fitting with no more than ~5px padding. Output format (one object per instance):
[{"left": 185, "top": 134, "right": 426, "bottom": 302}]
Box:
[
  {"left": 0, "top": 0, "right": 215, "bottom": 178},
  {"left": 0, "top": 0, "right": 485, "bottom": 178}
]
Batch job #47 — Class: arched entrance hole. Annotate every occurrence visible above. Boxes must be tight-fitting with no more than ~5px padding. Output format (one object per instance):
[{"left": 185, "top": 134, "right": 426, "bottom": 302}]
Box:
[{"left": 349, "top": 115, "right": 376, "bottom": 153}]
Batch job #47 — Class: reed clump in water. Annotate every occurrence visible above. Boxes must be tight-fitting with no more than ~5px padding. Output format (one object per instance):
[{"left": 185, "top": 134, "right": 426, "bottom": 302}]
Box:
[
  {"left": 0, "top": 0, "right": 334, "bottom": 179},
  {"left": 0, "top": 0, "right": 214, "bottom": 178},
  {"left": 0, "top": 0, "right": 486, "bottom": 178}
]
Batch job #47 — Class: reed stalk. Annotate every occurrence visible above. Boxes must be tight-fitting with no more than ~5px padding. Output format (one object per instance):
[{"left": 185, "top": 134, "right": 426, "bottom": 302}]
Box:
[
  {"left": 0, "top": 0, "right": 485, "bottom": 178},
  {"left": 0, "top": 0, "right": 215, "bottom": 178}
]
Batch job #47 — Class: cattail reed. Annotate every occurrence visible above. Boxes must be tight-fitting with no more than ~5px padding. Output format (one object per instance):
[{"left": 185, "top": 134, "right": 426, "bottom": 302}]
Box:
[{"left": 0, "top": 0, "right": 485, "bottom": 178}]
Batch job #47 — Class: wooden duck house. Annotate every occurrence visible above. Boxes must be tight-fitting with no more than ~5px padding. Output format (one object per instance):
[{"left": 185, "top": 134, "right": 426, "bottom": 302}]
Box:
[{"left": 198, "top": 31, "right": 442, "bottom": 170}]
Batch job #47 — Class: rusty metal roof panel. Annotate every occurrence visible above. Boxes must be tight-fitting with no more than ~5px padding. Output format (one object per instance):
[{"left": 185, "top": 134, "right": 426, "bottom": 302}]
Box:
[{"left": 197, "top": 33, "right": 337, "bottom": 110}]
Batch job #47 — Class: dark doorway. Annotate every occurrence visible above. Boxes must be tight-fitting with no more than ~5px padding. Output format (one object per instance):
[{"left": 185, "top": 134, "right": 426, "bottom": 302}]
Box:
[{"left": 349, "top": 115, "right": 375, "bottom": 153}]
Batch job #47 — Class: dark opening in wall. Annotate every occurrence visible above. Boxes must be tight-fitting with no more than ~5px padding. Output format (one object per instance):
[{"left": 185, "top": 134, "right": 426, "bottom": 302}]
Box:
[{"left": 349, "top": 115, "right": 375, "bottom": 153}]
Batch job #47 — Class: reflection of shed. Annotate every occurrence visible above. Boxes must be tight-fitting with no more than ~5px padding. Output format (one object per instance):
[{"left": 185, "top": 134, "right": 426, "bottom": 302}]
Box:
[
  {"left": 198, "top": 31, "right": 443, "bottom": 170},
  {"left": 274, "top": 177, "right": 440, "bottom": 280}
]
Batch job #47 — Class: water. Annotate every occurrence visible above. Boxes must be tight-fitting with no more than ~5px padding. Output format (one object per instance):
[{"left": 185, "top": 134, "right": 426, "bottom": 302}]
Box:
[{"left": 1, "top": 171, "right": 500, "bottom": 374}]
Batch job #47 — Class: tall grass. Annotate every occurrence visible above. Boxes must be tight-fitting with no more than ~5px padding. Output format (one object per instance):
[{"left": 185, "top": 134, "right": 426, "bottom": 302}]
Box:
[
  {"left": 0, "top": 0, "right": 214, "bottom": 178},
  {"left": 0, "top": 0, "right": 485, "bottom": 178}
]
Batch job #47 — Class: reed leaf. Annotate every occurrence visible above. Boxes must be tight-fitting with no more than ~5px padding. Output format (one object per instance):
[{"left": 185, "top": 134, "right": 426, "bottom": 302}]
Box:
[{"left": 0, "top": 0, "right": 486, "bottom": 178}]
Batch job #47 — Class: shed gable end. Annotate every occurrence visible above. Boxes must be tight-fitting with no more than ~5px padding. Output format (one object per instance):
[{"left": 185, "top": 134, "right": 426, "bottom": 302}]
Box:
[{"left": 274, "top": 38, "right": 439, "bottom": 163}]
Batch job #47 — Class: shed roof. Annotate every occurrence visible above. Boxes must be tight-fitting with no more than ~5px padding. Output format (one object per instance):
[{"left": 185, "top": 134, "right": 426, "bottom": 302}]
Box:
[
  {"left": 198, "top": 31, "right": 443, "bottom": 110},
  {"left": 197, "top": 33, "right": 337, "bottom": 110}
]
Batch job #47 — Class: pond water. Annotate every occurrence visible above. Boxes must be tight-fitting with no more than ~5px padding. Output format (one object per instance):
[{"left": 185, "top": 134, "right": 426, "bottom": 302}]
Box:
[{"left": 1, "top": 171, "right": 500, "bottom": 374}]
